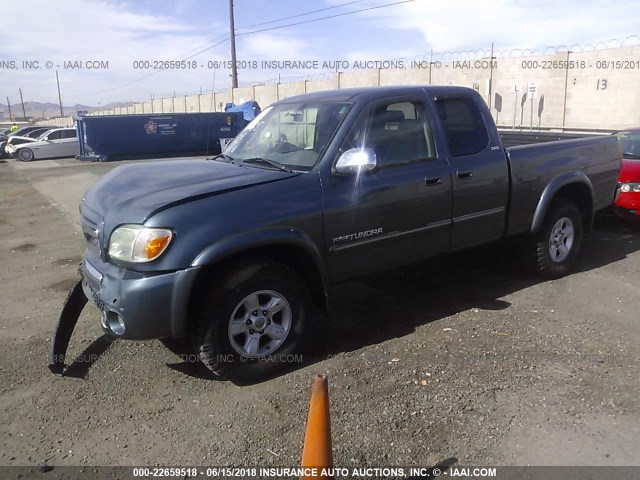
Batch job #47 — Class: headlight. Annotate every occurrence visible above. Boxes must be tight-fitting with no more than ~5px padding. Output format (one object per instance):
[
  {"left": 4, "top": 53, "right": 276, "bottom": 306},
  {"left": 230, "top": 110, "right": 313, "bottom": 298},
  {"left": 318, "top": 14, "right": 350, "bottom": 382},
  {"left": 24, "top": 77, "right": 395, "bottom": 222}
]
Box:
[
  {"left": 108, "top": 225, "right": 173, "bottom": 263},
  {"left": 620, "top": 183, "right": 640, "bottom": 193}
]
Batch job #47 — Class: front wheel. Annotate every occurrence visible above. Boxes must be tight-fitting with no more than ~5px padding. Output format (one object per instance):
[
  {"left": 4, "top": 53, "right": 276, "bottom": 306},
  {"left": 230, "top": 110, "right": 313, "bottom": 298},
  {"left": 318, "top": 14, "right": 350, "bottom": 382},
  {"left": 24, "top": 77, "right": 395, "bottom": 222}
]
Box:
[
  {"left": 525, "top": 199, "right": 583, "bottom": 279},
  {"left": 190, "top": 260, "right": 309, "bottom": 382},
  {"left": 18, "top": 148, "right": 34, "bottom": 162}
]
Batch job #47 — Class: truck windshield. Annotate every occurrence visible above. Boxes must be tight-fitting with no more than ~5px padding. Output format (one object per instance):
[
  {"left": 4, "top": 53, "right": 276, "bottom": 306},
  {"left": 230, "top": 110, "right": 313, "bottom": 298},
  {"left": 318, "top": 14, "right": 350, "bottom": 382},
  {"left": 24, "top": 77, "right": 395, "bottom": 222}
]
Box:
[
  {"left": 223, "top": 101, "right": 351, "bottom": 171},
  {"left": 616, "top": 130, "right": 640, "bottom": 159}
]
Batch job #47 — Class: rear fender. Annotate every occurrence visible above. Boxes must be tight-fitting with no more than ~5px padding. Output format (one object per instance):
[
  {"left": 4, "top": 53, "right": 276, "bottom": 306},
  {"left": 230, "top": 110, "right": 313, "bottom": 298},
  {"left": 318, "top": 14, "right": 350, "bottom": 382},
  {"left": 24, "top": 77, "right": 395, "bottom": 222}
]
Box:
[{"left": 531, "top": 172, "right": 593, "bottom": 233}]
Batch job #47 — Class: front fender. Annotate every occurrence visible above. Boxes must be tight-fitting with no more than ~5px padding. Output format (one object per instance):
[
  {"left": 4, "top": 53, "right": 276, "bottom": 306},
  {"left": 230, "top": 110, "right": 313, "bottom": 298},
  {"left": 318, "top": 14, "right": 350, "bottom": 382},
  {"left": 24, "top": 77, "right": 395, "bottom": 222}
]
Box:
[
  {"left": 191, "top": 227, "right": 330, "bottom": 310},
  {"left": 531, "top": 171, "right": 593, "bottom": 233}
]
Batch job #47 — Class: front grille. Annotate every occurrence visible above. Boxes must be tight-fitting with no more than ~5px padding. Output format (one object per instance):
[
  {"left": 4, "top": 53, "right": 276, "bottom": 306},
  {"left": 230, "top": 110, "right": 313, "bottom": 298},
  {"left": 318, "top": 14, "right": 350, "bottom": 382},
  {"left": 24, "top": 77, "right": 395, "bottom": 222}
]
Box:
[{"left": 81, "top": 216, "right": 100, "bottom": 245}]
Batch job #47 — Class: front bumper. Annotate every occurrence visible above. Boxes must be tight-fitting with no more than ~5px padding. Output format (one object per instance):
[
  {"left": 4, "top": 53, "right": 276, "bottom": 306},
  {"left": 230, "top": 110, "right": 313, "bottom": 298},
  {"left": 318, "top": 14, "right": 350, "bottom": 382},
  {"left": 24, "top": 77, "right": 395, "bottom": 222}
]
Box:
[
  {"left": 81, "top": 252, "right": 201, "bottom": 340},
  {"left": 614, "top": 192, "right": 640, "bottom": 219}
]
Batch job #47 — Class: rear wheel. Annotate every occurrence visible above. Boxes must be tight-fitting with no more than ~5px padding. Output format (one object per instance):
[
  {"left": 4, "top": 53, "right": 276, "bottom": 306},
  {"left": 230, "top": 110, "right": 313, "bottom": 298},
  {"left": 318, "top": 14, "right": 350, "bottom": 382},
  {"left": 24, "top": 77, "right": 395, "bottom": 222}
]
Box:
[
  {"left": 190, "top": 259, "right": 309, "bottom": 382},
  {"left": 525, "top": 199, "right": 583, "bottom": 278},
  {"left": 18, "top": 148, "right": 34, "bottom": 162}
]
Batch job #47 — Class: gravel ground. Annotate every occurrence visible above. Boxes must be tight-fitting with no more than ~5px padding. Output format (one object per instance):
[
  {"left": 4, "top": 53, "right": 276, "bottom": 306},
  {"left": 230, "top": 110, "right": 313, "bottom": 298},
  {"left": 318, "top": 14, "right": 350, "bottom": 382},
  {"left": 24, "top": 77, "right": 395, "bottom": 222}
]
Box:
[{"left": 0, "top": 157, "right": 638, "bottom": 472}]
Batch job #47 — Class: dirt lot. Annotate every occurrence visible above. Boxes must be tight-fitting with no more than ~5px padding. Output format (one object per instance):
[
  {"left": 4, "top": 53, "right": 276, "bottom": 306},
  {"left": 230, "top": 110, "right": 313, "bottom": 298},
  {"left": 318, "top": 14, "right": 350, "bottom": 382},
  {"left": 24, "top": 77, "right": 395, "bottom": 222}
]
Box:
[{"left": 0, "top": 156, "right": 639, "bottom": 471}]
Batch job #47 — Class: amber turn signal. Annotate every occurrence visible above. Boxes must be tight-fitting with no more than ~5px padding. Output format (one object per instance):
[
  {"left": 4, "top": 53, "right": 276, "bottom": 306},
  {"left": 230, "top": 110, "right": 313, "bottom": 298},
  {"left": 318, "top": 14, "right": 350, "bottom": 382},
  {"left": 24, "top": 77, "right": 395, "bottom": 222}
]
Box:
[{"left": 145, "top": 235, "right": 171, "bottom": 260}]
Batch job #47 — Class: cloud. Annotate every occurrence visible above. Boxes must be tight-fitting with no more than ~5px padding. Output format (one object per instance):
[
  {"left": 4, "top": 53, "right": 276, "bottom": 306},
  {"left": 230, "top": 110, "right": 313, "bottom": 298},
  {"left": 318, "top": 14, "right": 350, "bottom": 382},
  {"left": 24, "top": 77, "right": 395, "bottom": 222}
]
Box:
[
  {"left": 239, "top": 32, "right": 313, "bottom": 60},
  {"left": 0, "top": 0, "right": 224, "bottom": 104},
  {"left": 351, "top": 0, "right": 640, "bottom": 52}
]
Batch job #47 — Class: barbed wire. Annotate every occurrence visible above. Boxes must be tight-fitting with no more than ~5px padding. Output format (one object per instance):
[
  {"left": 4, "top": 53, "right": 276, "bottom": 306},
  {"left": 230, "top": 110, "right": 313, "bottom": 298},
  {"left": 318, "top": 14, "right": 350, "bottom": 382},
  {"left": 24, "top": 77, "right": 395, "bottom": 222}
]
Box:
[{"left": 89, "top": 36, "right": 640, "bottom": 110}]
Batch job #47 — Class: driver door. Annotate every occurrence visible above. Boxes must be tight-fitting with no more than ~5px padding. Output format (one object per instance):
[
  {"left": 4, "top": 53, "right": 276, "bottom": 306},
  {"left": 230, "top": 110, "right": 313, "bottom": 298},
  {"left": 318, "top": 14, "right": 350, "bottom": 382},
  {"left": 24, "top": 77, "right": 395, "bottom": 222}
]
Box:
[{"left": 321, "top": 95, "right": 453, "bottom": 282}]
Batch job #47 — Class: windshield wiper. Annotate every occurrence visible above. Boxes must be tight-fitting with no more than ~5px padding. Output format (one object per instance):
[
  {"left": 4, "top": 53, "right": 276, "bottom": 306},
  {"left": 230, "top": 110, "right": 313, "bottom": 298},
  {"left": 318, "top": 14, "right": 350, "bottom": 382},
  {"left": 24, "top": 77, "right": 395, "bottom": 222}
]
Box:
[
  {"left": 241, "top": 157, "right": 293, "bottom": 172},
  {"left": 623, "top": 152, "right": 640, "bottom": 159},
  {"left": 210, "top": 153, "right": 236, "bottom": 163}
]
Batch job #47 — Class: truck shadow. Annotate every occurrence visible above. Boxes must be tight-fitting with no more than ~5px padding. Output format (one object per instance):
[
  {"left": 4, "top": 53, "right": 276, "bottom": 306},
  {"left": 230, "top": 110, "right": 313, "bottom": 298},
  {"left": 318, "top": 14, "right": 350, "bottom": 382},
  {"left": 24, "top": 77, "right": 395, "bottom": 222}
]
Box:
[
  {"left": 163, "top": 216, "right": 639, "bottom": 385},
  {"left": 304, "top": 215, "right": 639, "bottom": 366},
  {"left": 62, "top": 335, "right": 116, "bottom": 378}
]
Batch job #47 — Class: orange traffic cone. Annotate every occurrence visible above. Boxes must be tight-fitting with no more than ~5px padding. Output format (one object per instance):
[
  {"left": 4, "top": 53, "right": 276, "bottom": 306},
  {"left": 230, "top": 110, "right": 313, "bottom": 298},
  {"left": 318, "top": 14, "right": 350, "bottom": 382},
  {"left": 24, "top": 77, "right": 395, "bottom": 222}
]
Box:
[{"left": 300, "top": 374, "right": 333, "bottom": 479}]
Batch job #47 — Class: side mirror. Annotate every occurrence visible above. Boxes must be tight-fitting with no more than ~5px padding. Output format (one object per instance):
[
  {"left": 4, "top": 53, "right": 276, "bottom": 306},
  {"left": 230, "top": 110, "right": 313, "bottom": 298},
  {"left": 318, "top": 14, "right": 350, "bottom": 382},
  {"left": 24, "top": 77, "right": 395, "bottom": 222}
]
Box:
[
  {"left": 42, "top": 137, "right": 48, "bottom": 141},
  {"left": 334, "top": 148, "right": 377, "bottom": 175}
]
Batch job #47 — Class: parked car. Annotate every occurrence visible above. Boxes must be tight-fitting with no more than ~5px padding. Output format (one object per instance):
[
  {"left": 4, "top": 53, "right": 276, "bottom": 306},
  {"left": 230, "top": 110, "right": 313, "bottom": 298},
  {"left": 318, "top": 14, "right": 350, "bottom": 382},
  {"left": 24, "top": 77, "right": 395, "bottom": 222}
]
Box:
[
  {"left": 51, "top": 86, "right": 621, "bottom": 381},
  {"left": 0, "top": 125, "right": 55, "bottom": 157},
  {"left": 613, "top": 129, "right": 640, "bottom": 219},
  {"left": 2, "top": 128, "right": 52, "bottom": 153},
  {"left": 10, "top": 127, "right": 79, "bottom": 161}
]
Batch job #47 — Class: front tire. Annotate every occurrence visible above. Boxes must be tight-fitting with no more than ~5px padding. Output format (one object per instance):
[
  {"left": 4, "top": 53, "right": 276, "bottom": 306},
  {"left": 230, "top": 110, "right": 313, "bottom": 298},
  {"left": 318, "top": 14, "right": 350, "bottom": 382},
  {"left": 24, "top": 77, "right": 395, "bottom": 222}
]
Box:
[
  {"left": 190, "top": 259, "right": 309, "bottom": 382},
  {"left": 525, "top": 199, "right": 583, "bottom": 278},
  {"left": 18, "top": 148, "right": 34, "bottom": 162}
]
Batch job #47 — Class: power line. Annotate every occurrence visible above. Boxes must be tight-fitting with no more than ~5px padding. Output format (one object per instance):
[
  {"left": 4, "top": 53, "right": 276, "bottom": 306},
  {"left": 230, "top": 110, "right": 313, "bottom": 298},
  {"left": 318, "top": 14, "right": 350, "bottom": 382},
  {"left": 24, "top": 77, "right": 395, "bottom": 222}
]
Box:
[
  {"left": 161, "top": 0, "right": 370, "bottom": 59},
  {"left": 167, "top": 0, "right": 376, "bottom": 60},
  {"left": 91, "top": 37, "right": 230, "bottom": 95},
  {"left": 90, "top": 0, "right": 416, "bottom": 96},
  {"left": 236, "top": 0, "right": 417, "bottom": 37},
  {"left": 237, "top": 0, "right": 369, "bottom": 30}
]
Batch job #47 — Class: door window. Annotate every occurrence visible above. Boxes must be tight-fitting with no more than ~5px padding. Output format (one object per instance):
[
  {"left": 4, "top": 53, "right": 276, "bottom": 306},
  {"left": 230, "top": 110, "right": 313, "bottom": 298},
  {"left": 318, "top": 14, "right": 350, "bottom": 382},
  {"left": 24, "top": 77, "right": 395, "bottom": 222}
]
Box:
[
  {"left": 436, "top": 97, "right": 489, "bottom": 157},
  {"left": 339, "top": 100, "right": 436, "bottom": 167}
]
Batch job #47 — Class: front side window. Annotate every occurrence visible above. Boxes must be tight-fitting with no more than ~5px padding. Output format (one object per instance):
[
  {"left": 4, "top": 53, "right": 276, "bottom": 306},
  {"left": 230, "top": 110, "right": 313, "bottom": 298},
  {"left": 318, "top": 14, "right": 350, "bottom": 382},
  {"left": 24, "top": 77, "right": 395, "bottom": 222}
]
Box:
[
  {"left": 338, "top": 100, "right": 436, "bottom": 167},
  {"left": 224, "top": 101, "right": 351, "bottom": 171},
  {"left": 436, "top": 97, "right": 489, "bottom": 157}
]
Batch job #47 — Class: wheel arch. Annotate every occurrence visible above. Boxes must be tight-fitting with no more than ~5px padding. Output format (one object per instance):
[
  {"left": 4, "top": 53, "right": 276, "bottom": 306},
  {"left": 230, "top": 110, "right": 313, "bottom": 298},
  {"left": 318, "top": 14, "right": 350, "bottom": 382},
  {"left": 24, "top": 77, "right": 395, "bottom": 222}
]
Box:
[
  {"left": 531, "top": 172, "right": 594, "bottom": 234},
  {"left": 184, "top": 229, "right": 330, "bottom": 333}
]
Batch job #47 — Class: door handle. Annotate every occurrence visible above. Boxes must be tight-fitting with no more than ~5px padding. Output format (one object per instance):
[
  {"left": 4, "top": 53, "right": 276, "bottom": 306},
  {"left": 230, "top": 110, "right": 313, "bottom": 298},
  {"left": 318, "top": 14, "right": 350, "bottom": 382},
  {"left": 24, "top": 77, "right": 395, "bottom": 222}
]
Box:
[
  {"left": 425, "top": 177, "right": 442, "bottom": 186},
  {"left": 457, "top": 170, "right": 473, "bottom": 179}
]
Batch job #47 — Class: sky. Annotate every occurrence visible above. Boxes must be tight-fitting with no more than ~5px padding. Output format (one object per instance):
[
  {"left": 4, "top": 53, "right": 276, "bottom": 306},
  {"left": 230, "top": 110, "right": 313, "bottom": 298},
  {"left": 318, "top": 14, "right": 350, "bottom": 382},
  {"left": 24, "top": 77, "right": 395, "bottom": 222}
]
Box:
[{"left": 0, "top": 0, "right": 639, "bottom": 107}]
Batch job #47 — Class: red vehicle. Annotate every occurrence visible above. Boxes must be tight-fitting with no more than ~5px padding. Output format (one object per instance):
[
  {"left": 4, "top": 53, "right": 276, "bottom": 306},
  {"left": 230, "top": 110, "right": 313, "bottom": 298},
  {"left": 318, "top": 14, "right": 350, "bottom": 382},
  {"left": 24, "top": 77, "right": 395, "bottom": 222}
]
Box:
[{"left": 614, "top": 129, "right": 640, "bottom": 219}]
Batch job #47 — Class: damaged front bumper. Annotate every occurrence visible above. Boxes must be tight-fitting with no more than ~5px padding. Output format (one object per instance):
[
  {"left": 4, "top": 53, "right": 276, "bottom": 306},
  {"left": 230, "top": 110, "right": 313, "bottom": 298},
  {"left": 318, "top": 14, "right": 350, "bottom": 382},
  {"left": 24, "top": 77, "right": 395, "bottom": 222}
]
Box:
[
  {"left": 48, "top": 254, "right": 201, "bottom": 374},
  {"left": 79, "top": 256, "right": 197, "bottom": 340},
  {"left": 48, "top": 280, "right": 88, "bottom": 374}
]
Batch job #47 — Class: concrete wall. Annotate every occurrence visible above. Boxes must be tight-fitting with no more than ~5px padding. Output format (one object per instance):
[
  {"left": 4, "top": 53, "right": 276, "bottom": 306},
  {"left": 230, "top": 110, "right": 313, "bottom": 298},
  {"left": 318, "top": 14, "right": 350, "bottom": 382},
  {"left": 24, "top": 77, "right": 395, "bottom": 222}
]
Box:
[
  {"left": 36, "top": 117, "right": 73, "bottom": 127},
  {"left": 85, "top": 45, "right": 640, "bottom": 130}
]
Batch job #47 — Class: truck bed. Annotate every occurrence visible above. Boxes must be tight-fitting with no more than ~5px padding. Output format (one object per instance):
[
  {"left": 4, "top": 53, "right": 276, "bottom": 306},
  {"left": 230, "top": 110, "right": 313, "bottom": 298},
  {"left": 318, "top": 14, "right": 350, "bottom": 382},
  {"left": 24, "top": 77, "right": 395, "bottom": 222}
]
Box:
[{"left": 505, "top": 135, "right": 622, "bottom": 235}]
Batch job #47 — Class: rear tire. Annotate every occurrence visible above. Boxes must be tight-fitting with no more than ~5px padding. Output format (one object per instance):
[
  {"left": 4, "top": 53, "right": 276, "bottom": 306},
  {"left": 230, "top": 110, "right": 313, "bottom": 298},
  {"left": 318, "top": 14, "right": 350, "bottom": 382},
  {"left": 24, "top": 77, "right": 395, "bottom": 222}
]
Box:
[
  {"left": 18, "top": 148, "right": 34, "bottom": 162},
  {"left": 190, "top": 259, "right": 309, "bottom": 382},
  {"left": 525, "top": 199, "right": 583, "bottom": 279}
]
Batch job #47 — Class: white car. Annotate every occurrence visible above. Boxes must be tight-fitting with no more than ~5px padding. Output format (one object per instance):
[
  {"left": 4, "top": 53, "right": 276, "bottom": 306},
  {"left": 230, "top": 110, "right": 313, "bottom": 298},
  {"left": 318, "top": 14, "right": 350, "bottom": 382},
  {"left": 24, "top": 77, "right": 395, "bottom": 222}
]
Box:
[
  {"left": 11, "top": 128, "right": 79, "bottom": 161},
  {"left": 3, "top": 128, "right": 53, "bottom": 153}
]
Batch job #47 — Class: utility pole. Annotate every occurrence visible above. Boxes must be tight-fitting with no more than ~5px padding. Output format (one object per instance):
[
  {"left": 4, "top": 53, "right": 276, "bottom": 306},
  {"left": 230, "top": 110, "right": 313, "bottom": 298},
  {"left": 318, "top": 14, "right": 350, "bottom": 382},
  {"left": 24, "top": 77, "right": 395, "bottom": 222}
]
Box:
[
  {"left": 19, "top": 88, "right": 26, "bottom": 119},
  {"left": 6, "top": 96, "right": 13, "bottom": 122},
  {"left": 488, "top": 42, "right": 495, "bottom": 110},
  {"left": 228, "top": 0, "right": 238, "bottom": 88},
  {"left": 561, "top": 51, "right": 571, "bottom": 130},
  {"left": 56, "top": 71, "right": 64, "bottom": 117}
]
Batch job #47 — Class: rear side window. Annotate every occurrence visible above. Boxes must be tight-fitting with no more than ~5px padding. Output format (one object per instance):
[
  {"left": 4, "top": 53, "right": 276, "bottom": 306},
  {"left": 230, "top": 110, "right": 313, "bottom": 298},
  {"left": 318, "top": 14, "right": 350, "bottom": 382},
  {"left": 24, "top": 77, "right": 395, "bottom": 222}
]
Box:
[
  {"left": 63, "top": 130, "right": 77, "bottom": 139},
  {"left": 436, "top": 97, "right": 489, "bottom": 157},
  {"left": 47, "top": 130, "right": 64, "bottom": 140}
]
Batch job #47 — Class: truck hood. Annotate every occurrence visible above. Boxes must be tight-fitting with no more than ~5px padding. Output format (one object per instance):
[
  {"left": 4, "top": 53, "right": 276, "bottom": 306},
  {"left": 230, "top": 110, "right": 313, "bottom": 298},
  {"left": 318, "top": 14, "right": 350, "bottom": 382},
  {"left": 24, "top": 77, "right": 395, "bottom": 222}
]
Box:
[
  {"left": 620, "top": 157, "right": 640, "bottom": 183},
  {"left": 81, "top": 159, "right": 301, "bottom": 226}
]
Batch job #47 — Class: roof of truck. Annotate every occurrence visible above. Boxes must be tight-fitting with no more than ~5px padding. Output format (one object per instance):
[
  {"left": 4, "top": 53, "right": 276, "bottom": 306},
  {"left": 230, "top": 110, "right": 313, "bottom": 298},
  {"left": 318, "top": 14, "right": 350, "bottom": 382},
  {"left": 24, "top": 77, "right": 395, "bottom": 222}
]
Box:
[{"left": 277, "top": 85, "right": 476, "bottom": 104}]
